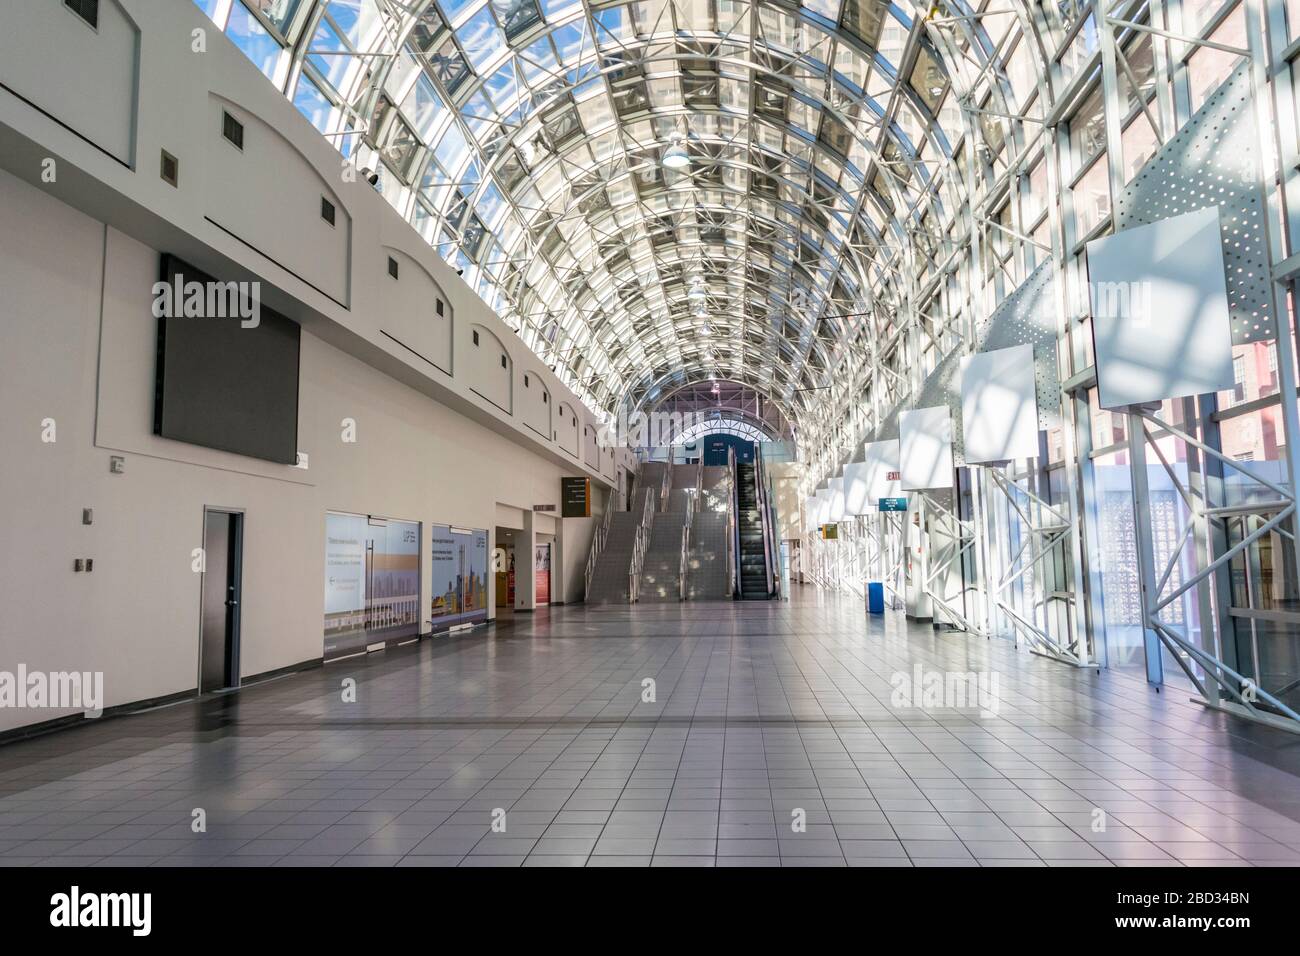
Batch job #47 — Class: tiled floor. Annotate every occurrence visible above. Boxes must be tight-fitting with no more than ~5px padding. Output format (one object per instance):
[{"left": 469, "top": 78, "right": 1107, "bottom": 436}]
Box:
[{"left": 3, "top": 590, "right": 1300, "bottom": 867}]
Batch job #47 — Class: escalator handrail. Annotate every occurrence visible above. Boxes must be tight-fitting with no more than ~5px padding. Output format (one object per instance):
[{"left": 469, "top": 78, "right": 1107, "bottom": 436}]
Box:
[{"left": 752, "top": 444, "right": 776, "bottom": 597}]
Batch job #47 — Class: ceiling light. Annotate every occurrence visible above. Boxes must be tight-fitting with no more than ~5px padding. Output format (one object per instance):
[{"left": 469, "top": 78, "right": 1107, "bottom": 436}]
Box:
[{"left": 662, "top": 133, "right": 690, "bottom": 170}]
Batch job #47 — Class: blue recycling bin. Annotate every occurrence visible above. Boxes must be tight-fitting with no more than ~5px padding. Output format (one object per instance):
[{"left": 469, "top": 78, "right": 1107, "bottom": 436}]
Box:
[{"left": 867, "top": 582, "right": 884, "bottom": 615}]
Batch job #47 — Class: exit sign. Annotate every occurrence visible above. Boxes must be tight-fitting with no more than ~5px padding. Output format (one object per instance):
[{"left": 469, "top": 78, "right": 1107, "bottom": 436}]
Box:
[{"left": 879, "top": 497, "right": 908, "bottom": 512}]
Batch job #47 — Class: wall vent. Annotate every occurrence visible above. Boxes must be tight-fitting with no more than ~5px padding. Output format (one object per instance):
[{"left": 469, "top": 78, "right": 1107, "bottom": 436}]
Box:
[
  {"left": 222, "top": 111, "right": 244, "bottom": 150},
  {"left": 160, "top": 150, "right": 178, "bottom": 187},
  {"left": 64, "top": 0, "right": 98, "bottom": 29}
]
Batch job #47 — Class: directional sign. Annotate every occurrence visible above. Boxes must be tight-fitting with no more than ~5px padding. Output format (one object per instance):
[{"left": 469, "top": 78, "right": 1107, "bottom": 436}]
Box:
[{"left": 878, "top": 497, "right": 908, "bottom": 512}]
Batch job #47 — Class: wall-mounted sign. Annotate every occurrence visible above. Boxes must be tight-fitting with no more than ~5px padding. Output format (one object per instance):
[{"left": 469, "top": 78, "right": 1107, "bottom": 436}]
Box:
[
  {"left": 821, "top": 524, "right": 839, "bottom": 540},
  {"left": 561, "top": 477, "right": 591, "bottom": 517},
  {"left": 533, "top": 504, "right": 556, "bottom": 512},
  {"left": 879, "top": 497, "right": 908, "bottom": 512}
]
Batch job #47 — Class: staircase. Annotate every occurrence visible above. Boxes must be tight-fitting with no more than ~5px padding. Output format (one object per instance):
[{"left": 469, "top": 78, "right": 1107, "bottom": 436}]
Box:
[
  {"left": 584, "top": 495, "right": 644, "bottom": 604},
  {"left": 636, "top": 491, "right": 691, "bottom": 602},
  {"left": 685, "top": 464, "right": 731, "bottom": 599},
  {"left": 584, "top": 456, "right": 742, "bottom": 604},
  {"left": 685, "top": 510, "right": 730, "bottom": 599},
  {"left": 736, "top": 461, "right": 772, "bottom": 599}
]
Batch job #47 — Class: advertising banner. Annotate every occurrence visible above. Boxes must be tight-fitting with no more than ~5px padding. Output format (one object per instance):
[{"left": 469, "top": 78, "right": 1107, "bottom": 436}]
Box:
[
  {"left": 535, "top": 543, "right": 551, "bottom": 605},
  {"left": 323, "top": 513, "right": 420, "bottom": 660},
  {"left": 430, "top": 524, "right": 489, "bottom": 630}
]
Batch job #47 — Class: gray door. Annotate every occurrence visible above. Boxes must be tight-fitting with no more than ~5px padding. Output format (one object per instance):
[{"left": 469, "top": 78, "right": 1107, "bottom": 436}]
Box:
[{"left": 200, "top": 510, "right": 242, "bottom": 693}]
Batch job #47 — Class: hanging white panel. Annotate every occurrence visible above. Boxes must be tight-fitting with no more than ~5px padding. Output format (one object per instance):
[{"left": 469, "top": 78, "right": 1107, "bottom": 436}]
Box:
[
  {"left": 827, "top": 477, "right": 846, "bottom": 522},
  {"left": 843, "top": 461, "right": 870, "bottom": 514},
  {"left": 1086, "top": 207, "right": 1236, "bottom": 409},
  {"left": 814, "top": 488, "right": 831, "bottom": 525},
  {"left": 846, "top": 440, "right": 902, "bottom": 512},
  {"left": 960, "top": 344, "right": 1040, "bottom": 464},
  {"left": 900, "top": 407, "right": 954, "bottom": 490},
  {"left": 804, "top": 495, "right": 819, "bottom": 532}
]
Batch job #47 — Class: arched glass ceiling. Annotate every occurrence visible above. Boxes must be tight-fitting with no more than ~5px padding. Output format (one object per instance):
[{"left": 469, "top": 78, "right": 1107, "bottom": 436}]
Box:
[
  {"left": 677, "top": 417, "right": 775, "bottom": 445},
  {"left": 195, "top": 0, "right": 1057, "bottom": 438}
]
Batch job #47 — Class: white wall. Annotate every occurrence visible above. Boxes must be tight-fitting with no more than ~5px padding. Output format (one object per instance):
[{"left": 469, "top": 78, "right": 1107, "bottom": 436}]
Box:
[
  {"left": 0, "top": 168, "right": 619, "bottom": 733},
  {"left": 204, "top": 94, "right": 350, "bottom": 305},
  {"left": 768, "top": 461, "right": 804, "bottom": 539},
  {"left": 1, "top": 0, "right": 139, "bottom": 166},
  {"left": 0, "top": 0, "right": 634, "bottom": 488},
  {"left": 519, "top": 370, "right": 552, "bottom": 441},
  {"left": 0, "top": 0, "right": 643, "bottom": 733},
  {"left": 377, "top": 247, "right": 453, "bottom": 375},
  {"left": 465, "top": 324, "right": 512, "bottom": 414},
  {"left": 556, "top": 403, "right": 581, "bottom": 459}
]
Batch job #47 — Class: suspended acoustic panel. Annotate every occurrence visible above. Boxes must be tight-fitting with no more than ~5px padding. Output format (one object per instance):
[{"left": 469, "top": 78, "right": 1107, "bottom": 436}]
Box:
[
  {"left": 895, "top": 258, "right": 1060, "bottom": 468},
  {"left": 827, "top": 477, "right": 846, "bottom": 522},
  {"left": 1113, "top": 60, "right": 1274, "bottom": 346},
  {"left": 976, "top": 257, "right": 1061, "bottom": 432},
  {"left": 911, "top": 350, "right": 965, "bottom": 464},
  {"left": 845, "top": 440, "right": 902, "bottom": 513},
  {"left": 1087, "top": 207, "right": 1236, "bottom": 409},
  {"left": 900, "top": 406, "right": 954, "bottom": 490},
  {"left": 961, "top": 344, "right": 1040, "bottom": 463}
]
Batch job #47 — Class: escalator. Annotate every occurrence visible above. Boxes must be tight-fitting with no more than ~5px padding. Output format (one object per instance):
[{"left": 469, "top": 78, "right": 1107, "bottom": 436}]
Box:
[{"left": 735, "top": 460, "right": 774, "bottom": 599}]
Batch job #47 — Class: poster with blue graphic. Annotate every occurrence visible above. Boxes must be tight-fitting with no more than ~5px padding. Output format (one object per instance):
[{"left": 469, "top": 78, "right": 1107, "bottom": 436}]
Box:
[{"left": 430, "top": 524, "right": 488, "bottom": 631}]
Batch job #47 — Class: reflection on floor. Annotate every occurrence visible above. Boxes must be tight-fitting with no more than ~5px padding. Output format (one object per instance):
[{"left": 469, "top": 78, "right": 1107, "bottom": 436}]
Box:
[{"left": 2, "top": 589, "right": 1299, "bottom": 867}]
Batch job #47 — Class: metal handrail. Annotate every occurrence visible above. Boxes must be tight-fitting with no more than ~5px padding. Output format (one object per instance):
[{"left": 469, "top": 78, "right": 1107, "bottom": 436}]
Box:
[
  {"left": 583, "top": 497, "right": 616, "bottom": 601},
  {"left": 676, "top": 483, "right": 696, "bottom": 600},
  {"left": 628, "top": 489, "right": 654, "bottom": 603},
  {"left": 660, "top": 453, "right": 672, "bottom": 507},
  {"left": 728, "top": 446, "right": 740, "bottom": 598},
  {"left": 753, "top": 444, "right": 778, "bottom": 598},
  {"left": 679, "top": 524, "right": 690, "bottom": 601}
]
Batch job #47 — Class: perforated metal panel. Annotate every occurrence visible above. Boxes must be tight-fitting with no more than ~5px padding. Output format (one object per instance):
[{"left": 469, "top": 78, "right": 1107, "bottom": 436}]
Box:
[
  {"left": 1114, "top": 61, "right": 1275, "bottom": 345},
  {"left": 913, "top": 350, "right": 965, "bottom": 464},
  {"left": 976, "top": 258, "right": 1062, "bottom": 433},
  {"left": 869, "top": 259, "right": 1060, "bottom": 465}
]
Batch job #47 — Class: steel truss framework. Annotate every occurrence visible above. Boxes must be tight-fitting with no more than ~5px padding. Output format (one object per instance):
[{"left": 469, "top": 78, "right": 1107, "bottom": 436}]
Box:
[
  {"left": 790, "top": 0, "right": 1300, "bottom": 735},
  {"left": 197, "top": 0, "right": 1300, "bottom": 731}
]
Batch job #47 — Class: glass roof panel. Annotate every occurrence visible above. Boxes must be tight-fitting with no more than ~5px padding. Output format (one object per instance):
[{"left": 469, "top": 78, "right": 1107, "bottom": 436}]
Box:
[{"left": 193, "top": 0, "right": 1014, "bottom": 421}]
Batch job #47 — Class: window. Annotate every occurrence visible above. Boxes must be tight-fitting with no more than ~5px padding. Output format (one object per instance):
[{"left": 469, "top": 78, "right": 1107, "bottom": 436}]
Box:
[
  {"left": 65, "top": 0, "right": 98, "bottom": 28},
  {"left": 500, "top": 354, "right": 508, "bottom": 369},
  {"left": 222, "top": 111, "right": 245, "bottom": 150},
  {"left": 388, "top": 256, "right": 399, "bottom": 279},
  {"left": 524, "top": 374, "right": 530, "bottom": 387},
  {"left": 321, "top": 197, "right": 336, "bottom": 226},
  {"left": 1232, "top": 354, "right": 1247, "bottom": 405},
  {"left": 436, "top": 299, "right": 445, "bottom": 317},
  {"left": 1072, "top": 155, "right": 1110, "bottom": 237},
  {"left": 472, "top": 329, "right": 479, "bottom": 346},
  {"left": 160, "top": 150, "right": 179, "bottom": 188},
  {"left": 543, "top": 392, "right": 548, "bottom": 404}
]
